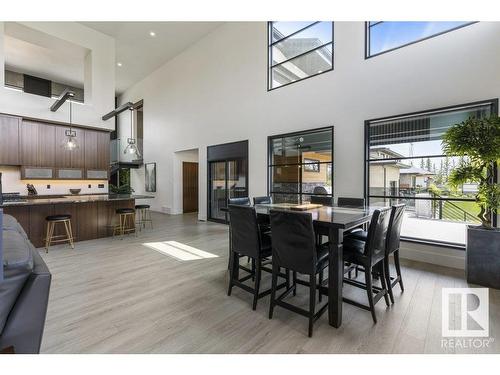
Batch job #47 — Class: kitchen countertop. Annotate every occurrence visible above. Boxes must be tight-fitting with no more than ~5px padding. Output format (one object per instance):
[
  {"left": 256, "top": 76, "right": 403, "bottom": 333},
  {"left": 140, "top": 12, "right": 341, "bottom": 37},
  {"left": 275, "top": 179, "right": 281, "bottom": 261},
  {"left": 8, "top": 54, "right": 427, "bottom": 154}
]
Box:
[{"left": 0, "top": 194, "right": 154, "bottom": 207}]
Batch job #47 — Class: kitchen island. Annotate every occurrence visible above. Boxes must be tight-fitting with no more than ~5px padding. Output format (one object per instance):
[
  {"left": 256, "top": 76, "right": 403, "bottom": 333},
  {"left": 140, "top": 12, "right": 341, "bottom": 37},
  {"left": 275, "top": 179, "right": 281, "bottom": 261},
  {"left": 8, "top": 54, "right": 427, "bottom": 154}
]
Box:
[{"left": 1, "top": 194, "right": 153, "bottom": 247}]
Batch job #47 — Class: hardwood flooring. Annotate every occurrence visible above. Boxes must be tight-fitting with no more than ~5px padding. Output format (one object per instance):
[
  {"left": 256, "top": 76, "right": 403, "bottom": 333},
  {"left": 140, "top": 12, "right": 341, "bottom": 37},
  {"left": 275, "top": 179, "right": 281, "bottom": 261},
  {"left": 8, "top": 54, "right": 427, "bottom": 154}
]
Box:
[{"left": 38, "top": 212, "right": 500, "bottom": 354}]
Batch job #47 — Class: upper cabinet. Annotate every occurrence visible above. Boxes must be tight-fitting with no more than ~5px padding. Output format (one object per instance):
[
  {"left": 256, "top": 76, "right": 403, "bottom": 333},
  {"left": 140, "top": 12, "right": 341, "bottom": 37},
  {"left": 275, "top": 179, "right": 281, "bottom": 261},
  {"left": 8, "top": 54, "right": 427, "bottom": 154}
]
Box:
[
  {"left": 19, "top": 120, "right": 40, "bottom": 166},
  {"left": 0, "top": 114, "right": 20, "bottom": 165},
  {"left": 0, "top": 116, "right": 111, "bottom": 179}
]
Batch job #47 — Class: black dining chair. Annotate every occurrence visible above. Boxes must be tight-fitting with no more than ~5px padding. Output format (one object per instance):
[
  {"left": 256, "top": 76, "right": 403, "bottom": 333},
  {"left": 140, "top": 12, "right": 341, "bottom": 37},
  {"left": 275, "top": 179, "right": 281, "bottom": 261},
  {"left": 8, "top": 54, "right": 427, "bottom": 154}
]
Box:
[
  {"left": 226, "top": 196, "right": 252, "bottom": 271},
  {"left": 310, "top": 195, "right": 333, "bottom": 206},
  {"left": 313, "top": 186, "right": 328, "bottom": 195},
  {"left": 253, "top": 196, "right": 272, "bottom": 205},
  {"left": 268, "top": 210, "right": 329, "bottom": 337},
  {"left": 337, "top": 197, "right": 366, "bottom": 278},
  {"left": 346, "top": 204, "right": 406, "bottom": 304},
  {"left": 228, "top": 197, "right": 251, "bottom": 206},
  {"left": 342, "top": 207, "right": 391, "bottom": 323},
  {"left": 227, "top": 205, "right": 287, "bottom": 310},
  {"left": 337, "top": 197, "right": 365, "bottom": 208}
]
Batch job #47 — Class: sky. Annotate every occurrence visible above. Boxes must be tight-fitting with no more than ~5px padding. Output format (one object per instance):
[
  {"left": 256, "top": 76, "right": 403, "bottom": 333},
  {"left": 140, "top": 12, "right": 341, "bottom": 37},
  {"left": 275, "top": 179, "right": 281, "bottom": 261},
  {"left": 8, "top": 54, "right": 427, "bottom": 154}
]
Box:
[{"left": 369, "top": 21, "right": 471, "bottom": 55}]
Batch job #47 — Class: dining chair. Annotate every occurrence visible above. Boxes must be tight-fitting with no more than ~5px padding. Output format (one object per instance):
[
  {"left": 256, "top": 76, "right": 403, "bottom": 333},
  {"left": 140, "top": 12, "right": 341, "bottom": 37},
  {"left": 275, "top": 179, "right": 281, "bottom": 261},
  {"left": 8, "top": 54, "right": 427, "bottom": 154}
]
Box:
[
  {"left": 268, "top": 210, "right": 329, "bottom": 337},
  {"left": 383, "top": 204, "right": 406, "bottom": 303},
  {"left": 337, "top": 196, "right": 366, "bottom": 278},
  {"left": 227, "top": 205, "right": 287, "bottom": 310},
  {"left": 253, "top": 196, "right": 272, "bottom": 205},
  {"left": 313, "top": 186, "right": 328, "bottom": 195},
  {"left": 226, "top": 196, "right": 252, "bottom": 271},
  {"left": 337, "top": 197, "right": 365, "bottom": 208},
  {"left": 342, "top": 207, "right": 391, "bottom": 323},
  {"left": 310, "top": 195, "right": 333, "bottom": 206},
  {"left": 346, "top": 204, "right": 406, "bottom": 304},
  {"left": 228, "top": 197, "right": 251, "bottom": 206}
]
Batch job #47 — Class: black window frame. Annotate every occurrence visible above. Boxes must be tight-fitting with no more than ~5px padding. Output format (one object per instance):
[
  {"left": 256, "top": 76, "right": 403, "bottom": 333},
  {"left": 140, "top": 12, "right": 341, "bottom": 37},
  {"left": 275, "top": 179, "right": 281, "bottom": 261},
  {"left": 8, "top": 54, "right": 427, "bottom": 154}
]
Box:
[
  {"left": 267, "top": 126, "right": 334, "bottom": 204},
  {"left": 267, "top": 21, "right": 334, "bottom": 91},
  {"left": 365, "top": 21, "right": 477, "bottom": 59},
  {"left": 364, "top": 99, "right": 499, "bottom": 249}
]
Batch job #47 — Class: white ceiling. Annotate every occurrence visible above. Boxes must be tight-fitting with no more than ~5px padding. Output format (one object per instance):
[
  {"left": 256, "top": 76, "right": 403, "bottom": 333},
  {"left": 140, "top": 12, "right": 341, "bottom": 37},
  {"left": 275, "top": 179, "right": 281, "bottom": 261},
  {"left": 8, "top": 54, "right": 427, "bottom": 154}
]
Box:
[
  {"left": 81, "top": 22, "right": 223, "bottom": 94},
  {"left": 4, "top": 22, "right": 88, "bottom": 88}
]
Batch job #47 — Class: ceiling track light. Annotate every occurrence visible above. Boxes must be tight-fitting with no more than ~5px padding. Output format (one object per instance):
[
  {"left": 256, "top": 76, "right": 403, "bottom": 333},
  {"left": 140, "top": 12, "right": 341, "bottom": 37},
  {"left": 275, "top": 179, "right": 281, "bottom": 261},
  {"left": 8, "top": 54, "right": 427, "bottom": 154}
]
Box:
[
  {"left": 123, "top": 108, "right": 141, "bottom": 158},
  {"left": 50, "top": 88, "right": 75, "bottom": 112}
]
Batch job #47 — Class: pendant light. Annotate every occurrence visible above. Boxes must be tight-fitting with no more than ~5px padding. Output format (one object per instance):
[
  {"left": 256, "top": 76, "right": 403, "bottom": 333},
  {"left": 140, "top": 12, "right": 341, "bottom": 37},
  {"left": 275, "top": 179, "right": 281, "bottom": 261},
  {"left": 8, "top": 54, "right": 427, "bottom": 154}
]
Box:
[
  {"left": 62, "top": 99, "right": 79, "bottom": 151},
  {"left": 124, "top": 107, "right": 141, "bottom": 158}
]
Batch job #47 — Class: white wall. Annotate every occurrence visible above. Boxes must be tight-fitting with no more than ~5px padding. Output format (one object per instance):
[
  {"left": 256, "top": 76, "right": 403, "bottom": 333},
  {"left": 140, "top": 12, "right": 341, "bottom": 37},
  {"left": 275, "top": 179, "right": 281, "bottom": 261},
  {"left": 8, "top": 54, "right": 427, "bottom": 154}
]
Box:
[
  {"left": 0, "top": 22, "right": 115, "bottom": 130},
  {"left": 118, "top": 21, "right": 500, "bottom": 268}
]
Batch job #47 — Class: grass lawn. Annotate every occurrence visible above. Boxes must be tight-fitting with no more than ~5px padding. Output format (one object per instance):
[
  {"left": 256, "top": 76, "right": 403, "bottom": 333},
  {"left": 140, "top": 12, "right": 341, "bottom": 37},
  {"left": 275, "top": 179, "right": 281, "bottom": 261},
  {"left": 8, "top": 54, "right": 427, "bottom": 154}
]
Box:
[{"left": 442, "top": 200, "right": 481, "bottom": 223}]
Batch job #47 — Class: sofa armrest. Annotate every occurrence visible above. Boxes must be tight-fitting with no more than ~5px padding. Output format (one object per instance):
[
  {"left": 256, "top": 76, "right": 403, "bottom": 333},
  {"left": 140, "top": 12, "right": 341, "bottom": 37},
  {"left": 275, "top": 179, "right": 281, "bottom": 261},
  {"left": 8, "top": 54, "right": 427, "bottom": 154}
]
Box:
[{"left": 0, "top": 250, "right": 51, "bottom": 354}]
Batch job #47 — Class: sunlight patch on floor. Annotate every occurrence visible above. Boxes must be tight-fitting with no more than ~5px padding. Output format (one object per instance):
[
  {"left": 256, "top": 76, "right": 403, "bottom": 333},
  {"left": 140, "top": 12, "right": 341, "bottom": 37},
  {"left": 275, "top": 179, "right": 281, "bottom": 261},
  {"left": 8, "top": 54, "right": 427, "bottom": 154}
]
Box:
[{"left": 143, "top": 241, "right": 219, "bottom": 261}]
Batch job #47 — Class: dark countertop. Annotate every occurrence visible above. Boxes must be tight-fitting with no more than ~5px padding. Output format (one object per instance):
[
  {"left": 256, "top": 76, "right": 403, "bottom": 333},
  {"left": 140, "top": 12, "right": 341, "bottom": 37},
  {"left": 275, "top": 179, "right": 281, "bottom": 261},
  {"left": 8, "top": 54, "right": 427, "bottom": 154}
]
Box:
[{"left": 0, "top": 194, "right": 154, "bottom": 207}]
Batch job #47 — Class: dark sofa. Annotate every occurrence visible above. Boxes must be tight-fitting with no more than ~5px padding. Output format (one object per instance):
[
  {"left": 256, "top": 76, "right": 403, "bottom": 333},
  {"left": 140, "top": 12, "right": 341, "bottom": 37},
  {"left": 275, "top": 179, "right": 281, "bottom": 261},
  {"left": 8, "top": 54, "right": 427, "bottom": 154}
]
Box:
[{"left": 0, "top": 210, "right": 51, "bottom": 354}]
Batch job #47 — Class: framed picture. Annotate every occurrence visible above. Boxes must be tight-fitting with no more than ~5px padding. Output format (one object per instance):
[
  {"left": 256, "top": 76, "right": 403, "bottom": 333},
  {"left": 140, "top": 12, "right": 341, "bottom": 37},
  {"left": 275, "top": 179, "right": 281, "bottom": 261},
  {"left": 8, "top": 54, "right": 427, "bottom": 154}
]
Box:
[
  {"left": 304, "top": 159, "right": 320, "bottom": 173},
  {"left": 145, "top": 162, "right": 156, "bottom": 192}
]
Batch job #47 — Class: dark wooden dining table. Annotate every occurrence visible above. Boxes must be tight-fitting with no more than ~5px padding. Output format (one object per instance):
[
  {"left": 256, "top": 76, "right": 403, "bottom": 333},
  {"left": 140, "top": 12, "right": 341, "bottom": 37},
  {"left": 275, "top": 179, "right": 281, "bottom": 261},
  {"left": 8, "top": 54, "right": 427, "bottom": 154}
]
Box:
[{"left": 252, "top": 203, "right": 374, "bottom": 328}]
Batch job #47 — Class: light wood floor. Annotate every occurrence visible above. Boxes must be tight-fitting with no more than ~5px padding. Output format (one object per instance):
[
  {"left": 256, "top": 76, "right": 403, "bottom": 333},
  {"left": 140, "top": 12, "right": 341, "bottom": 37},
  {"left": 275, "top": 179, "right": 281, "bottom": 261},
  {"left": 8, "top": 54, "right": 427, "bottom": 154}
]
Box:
[{"left": 38, "top": 212, "right": 500, "bottom": 354}]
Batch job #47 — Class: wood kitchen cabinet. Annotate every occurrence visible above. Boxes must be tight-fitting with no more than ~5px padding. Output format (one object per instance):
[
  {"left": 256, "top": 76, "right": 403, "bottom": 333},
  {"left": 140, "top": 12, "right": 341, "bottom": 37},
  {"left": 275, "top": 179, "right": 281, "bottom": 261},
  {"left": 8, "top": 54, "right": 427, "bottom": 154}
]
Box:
[
  {"left": 0, "top": 114, "right": 20, "bottom": 165},
  {"left": 84, "top": 129, "right": 98, "bottom": 169},
  {"left": 20, "top": 120, "right": 55, "bottom": 167},
  {"left": 76, "top": 202, "right": 98, "bottom": 241},
  {"left": 3, "top": 116, "right": 110, "bottom": 178},
  {"left": 19, "top": 120, "right": 39, "bottom": 166}
]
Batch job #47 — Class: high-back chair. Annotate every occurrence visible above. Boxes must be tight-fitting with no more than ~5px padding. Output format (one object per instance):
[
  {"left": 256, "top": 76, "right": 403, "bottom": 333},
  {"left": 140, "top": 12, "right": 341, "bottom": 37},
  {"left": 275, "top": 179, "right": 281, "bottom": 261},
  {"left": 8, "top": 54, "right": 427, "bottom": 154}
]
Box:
[
  {"left": 228, "top": 197, "right": 251, "bottom": 206},
  {"left": 383, "top": 204, "right": 406, "bottom": 303},
  {"left": 268, "top": 210, "right": 329, "bottom": 337},
  {"left": 337, "top": 197, "right": 365, "bottom": 208},
  {"left": 310, "top": 195, "right": 333, "bottom": 206},
  {"left": 342, "top": 207, "right": 391, "bottom": 323},
  {"left": 227, "top": 205, "right": 286, "bottom": 310},
  {"left": 253, "top": 196, "right": 272, "bottom": 205}
]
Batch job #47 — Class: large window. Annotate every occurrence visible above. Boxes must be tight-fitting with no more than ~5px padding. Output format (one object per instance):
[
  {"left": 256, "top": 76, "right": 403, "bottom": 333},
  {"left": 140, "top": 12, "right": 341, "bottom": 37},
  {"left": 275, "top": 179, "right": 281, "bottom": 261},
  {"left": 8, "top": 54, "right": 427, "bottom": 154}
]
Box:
[
  {"left": 268, "top": 127, "right": 333, "bottom": 204},
  {"left": 365, "top": 100, "right": 498, "bottom": 247},
  {"left": 366, "top": 21, "right": 475, "bottom": 58},
  {"left": 268, "top": 22, "right": 333, "bottom": 90}
]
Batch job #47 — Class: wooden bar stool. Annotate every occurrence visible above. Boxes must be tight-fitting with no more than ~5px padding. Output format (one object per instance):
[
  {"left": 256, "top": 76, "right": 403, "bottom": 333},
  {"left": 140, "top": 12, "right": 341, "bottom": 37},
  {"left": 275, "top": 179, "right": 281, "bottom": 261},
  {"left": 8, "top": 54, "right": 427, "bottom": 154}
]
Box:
[
  {"left": 45, "top": 214, "right": 74, "bottom": 253},
  {"left": 135, "top": 204, "right": 153, "bottom": 230},
  {"left": 113, "top": 208, "right": 136, "bottom": 236}
]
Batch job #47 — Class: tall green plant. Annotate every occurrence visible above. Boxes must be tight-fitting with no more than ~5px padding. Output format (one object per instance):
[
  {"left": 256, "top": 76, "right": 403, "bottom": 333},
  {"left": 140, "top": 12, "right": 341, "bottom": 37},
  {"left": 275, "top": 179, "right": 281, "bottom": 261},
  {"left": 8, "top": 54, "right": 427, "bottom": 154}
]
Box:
[{"left": 442, "top": 115, "right": 500, "bottom": 228}]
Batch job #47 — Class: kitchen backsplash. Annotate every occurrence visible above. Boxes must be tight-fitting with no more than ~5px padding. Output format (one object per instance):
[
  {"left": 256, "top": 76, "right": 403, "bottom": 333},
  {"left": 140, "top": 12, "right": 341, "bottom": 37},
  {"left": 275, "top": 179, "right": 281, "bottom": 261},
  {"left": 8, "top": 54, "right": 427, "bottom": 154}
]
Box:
[{"left": 0, "top": 166, "right": 108, "bottom": 195}]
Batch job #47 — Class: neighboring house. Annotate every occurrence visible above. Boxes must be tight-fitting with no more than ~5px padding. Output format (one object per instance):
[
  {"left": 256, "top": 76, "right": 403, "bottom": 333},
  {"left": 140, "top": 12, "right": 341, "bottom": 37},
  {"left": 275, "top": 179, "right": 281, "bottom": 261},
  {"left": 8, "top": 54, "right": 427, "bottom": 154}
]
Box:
[
  {"left": 272, "top": 29, "right": 332, "bottom": 87},
  {"left": 369, "top": 147, "right": 410, "bottom": 196},
  {"left": 399, "top": 166, "right": 435, "bottom": 189}
]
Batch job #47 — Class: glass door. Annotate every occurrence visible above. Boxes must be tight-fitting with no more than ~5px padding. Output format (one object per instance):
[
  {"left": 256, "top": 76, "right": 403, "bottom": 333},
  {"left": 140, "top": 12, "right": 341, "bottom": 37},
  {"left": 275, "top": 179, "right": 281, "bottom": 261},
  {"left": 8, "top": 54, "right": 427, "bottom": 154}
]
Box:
[
  {"left": 227, "top": 159, "right": 247, "bottom": 200},
  {"left": 209, "top": 161, "right": 227, "bottom": 222},
  {"left": 208, "top": 158, "right": 248, "bottom": 223}
]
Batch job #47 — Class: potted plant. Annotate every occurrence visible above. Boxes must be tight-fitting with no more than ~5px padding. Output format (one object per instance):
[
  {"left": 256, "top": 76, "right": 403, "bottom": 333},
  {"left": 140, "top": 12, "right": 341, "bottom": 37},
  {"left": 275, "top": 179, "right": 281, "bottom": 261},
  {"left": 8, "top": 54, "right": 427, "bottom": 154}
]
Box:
[
  {"left": 109, "top": 184, "right": 135, "bottom": 196},
  {"left": 442, "top": 115, "right": 500, "bottom": 288}
]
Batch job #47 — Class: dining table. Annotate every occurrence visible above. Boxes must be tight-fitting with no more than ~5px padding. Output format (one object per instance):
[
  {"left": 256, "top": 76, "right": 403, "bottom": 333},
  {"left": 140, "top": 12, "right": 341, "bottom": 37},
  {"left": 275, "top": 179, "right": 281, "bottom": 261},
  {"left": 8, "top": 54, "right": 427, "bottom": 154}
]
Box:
[{"left": 249, "top": 203, "right": 375, "bottom": 328}]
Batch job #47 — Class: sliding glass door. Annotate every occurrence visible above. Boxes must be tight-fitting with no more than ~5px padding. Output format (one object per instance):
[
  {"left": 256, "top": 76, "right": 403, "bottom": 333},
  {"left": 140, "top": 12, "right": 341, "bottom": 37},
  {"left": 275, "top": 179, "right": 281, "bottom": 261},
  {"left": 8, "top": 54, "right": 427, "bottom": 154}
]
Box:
[
  {"left": 208, "top": 159, "right": 248, "bottom": 223},
  {"left": 209, "top": 161, "right": 227, "bottom": 221}
]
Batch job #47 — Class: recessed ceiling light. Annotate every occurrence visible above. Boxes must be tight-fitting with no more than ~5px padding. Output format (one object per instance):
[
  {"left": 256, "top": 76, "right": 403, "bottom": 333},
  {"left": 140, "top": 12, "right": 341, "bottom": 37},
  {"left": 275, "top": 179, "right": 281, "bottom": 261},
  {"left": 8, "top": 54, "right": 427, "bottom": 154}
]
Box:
[
  {"left": 117, "top": 62, "right": 123, "bottom": 67},
  {"left": 149, "top": 31, "right": 156, "bottom": 37}
]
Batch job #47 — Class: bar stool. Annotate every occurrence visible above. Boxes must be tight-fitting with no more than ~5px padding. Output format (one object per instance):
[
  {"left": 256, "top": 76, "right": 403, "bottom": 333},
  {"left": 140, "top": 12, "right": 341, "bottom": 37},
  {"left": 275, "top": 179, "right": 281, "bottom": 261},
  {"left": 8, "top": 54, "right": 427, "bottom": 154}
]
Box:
[
  {"left": 45, "top": 214, "right": 74, "bottom": 253},
  {"left": 113, "top": 208, "right": 136, "bottom": 236},
  {"left": 135, "top": 204, "right": 153, "bottom": 230}
]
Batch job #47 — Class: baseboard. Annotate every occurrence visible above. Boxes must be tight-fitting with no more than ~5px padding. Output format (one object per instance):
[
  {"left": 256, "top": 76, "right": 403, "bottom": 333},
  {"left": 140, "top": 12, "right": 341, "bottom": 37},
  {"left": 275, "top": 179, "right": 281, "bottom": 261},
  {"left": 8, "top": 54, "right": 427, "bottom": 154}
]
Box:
[
  {"left": 161, "top": 206, "right": 183, "bottom": 215},
  {"left": 399, "top": 242, "right": 465, "bottom": 270}
]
